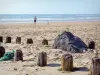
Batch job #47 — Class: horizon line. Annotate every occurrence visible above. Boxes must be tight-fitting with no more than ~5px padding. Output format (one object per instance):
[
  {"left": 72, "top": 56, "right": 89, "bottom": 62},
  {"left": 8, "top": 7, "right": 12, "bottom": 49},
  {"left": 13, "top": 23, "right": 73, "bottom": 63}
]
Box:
[{"left": 0, "top": 13, "right": 100, "bottom": 15}]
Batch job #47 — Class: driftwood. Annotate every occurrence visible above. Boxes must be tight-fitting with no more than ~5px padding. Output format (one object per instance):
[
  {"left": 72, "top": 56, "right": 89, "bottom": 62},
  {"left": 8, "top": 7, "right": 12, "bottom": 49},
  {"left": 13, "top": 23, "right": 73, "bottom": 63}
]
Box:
[
  {"left": 42, "top": 39, "right": 48, "bottom": 45},
  {"left": 27, "top": 38, "right": 33, "bottom": 44},
  {"left": 37, "top": 52, "right": 47, "bottom": 67},
  {"left": 0, "top": 46, "right": 5, "bottom": 57},
  {"left": 14, "top": 49, "right": 23, "bottom": 61},
  {"left": 0, "top": 36, "right": 3, "bottom": 42},
  {"left": 88, "top": 41, "right": 95, "bottom": 49},
  {"left": 90, "top": 57, "right": 100, "bottom": 75},
  {"left": 61, "top": 54, "right": 73, "bottom": 71},
  {"left": 6, "top": 37, "right": 11, "bottom": 43},
  {"left": 16, "top": 37, "right": 21, "bottom": 44}
]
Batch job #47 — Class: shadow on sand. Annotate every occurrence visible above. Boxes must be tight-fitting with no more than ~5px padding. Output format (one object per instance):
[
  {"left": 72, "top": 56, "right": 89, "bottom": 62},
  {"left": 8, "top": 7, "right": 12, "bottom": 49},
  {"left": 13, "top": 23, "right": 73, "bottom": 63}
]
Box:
[
  {"left": 23, "top": 59, "right": 35, "bottom": 62},
  {"left": 72, "top": 67, "right": 89, "bottom": 72},
  {"left": 47, "top": 63, "right": 61, "bottom": 67}
]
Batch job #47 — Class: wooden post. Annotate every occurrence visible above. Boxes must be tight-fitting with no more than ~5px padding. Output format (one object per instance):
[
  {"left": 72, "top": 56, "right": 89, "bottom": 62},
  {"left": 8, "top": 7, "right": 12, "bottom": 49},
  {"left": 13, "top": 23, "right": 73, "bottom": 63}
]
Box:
[
  {"left": 27, "top": 38, "right": 33, "bottom": 44},
  {"left": 42, "top": 39, "right": 48, "bottom": 45},
  {"left": 61, "top": 54, "right": 73, "bottom": 71},
  {"left": 0, "top": 46, "right": 5, "bottom": 57},
  {"left": 90, "top": 57, "right": 100, "bottom": 75},
  {"left": 6, "top": 37, "right": 11, "bottom": 43},
  {"left": 14, "top": 49, "right": 23, "bottom": 62},
  {"left": 37, "top": 52, "right": 47, "bottom": 67},
  {"left": 16, "top": 37, "right": 21, "bottom": 44}
]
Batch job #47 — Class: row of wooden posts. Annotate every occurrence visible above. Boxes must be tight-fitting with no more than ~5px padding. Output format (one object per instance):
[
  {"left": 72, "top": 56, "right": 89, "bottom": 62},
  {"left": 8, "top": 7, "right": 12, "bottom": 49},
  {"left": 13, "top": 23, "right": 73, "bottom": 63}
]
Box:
[
  {"left": 0, "top": 36, "right": 48, "bottom": 45},
  {"left": 0, "top": 44, "right": 99, "bottom": 75},
  {"left": 0, "top": 36, "right": 33, "bottom": 44},
  {"left": 0, "top": 36, "right": 95, "bottom": 49},
  {"left": 38, "top": 52, "right": 100, "bottom": 75},
  {"left": 9, "top": 49, "right": 100, "bottom": 75}
]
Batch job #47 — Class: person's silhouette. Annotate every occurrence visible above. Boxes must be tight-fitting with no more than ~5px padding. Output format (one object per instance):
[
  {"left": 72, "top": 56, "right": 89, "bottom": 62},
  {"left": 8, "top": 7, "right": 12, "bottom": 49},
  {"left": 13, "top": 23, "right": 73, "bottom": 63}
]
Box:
[{"left": 34, "top": 16, "right": 37, "bottom": 24}]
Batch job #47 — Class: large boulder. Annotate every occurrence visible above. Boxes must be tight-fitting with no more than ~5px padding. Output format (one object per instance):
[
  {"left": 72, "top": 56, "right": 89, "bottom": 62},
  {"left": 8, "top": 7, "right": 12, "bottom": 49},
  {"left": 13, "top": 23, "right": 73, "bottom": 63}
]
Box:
[{"left": 52, "top": 31, "right": 87, "bottom": 53}]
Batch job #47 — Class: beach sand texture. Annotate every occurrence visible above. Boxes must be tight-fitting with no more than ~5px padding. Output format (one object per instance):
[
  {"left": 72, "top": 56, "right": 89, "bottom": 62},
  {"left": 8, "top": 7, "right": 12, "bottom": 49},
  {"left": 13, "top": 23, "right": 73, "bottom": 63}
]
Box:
[{"left": 0, "top": 21, "right": 100, "bottom": 75}]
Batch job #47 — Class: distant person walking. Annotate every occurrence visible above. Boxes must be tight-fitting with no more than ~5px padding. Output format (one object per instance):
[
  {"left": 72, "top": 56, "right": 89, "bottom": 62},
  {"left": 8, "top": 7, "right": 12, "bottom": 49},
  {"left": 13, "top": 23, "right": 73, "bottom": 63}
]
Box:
[{"left": 34, "top": 16, "right": 37, "bottom": 24}]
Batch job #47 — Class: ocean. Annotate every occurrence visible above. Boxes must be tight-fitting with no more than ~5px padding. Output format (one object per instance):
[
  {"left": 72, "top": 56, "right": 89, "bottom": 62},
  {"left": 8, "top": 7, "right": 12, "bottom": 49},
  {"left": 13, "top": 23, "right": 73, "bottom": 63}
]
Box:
[{"left": 0, "top": 14, "right": 100, "bottom": 23}]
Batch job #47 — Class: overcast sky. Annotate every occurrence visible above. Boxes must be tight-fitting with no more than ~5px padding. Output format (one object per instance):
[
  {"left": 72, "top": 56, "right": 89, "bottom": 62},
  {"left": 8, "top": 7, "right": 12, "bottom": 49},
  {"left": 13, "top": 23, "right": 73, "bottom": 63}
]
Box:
[{"left": 0, "top": 0, "right": 100, "bottom": 14}]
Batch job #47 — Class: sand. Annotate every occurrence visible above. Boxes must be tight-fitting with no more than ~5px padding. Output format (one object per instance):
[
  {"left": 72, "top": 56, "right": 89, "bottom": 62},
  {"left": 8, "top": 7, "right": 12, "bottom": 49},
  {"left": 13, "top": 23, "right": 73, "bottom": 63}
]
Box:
[{"left": 0, "top": 21, "right": 100, "bottom": 75}]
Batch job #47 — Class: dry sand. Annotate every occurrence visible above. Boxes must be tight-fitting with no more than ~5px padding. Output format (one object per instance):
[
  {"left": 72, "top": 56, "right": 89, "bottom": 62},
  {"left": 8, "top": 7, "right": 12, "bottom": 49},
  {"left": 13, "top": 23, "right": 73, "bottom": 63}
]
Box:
[{"left": 0, "top": 21, "right": 100, "bottom": 75}]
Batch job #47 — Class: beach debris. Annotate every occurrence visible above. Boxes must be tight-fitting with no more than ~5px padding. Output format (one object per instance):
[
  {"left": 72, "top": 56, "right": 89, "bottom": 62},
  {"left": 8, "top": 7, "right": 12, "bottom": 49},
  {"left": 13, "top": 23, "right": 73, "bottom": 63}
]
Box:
[
  {"left": 88, "top": 41, "right": 95, "bottom": 49},
  {"left": 61, "top": 54, "right": 73, "bottom": 71},
  {"left": 42, "top": 38, "right": 48, "bottom": 45},
  {"left": 37, "top": 52, "right": 47, "bottom": 67},
  {"left": 6, "top": 37, "right": 11, "bottom": 43},
  {"left": 0, "top": 50, "right": 15, "bottom": 61},
  {"left": 90, "top": 57, "right": 100, "bottom": 75},
  {"left": 0, "top": 36, "right": 3, "bottom": 43},
  {"left": 0, "top": 46, "right": 5, "bottom": 57},
  {"left": 14, "top": 49, "right": 23, "bottom": 62},
  {"left": 14, "top": 68, "right": 17, "bottom": 71},
  {"left": 27, "top": 38, "right": 33, "bottom": 44},
  {"left": 16, "top": 37, "right": 21, "bottom": 44},
  {"left": 52, "top": 31, "right": 87, "bottom": 53},
  {"left": 35, "top": 68, "right": 39, "bottom": 71}
]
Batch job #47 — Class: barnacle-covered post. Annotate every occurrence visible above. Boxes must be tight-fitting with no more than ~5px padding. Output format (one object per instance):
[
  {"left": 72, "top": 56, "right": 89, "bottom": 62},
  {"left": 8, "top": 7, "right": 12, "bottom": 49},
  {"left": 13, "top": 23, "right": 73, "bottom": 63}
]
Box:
[{"left": 61, "top": 54, "right": 73, "bottom": 71}]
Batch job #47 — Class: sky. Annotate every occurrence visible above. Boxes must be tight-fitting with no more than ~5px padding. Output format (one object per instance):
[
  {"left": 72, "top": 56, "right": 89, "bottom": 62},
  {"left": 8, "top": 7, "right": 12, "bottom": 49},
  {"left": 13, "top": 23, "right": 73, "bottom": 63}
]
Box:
[{"left": 0, "top": 0, "right": 100, "bottom": 14}]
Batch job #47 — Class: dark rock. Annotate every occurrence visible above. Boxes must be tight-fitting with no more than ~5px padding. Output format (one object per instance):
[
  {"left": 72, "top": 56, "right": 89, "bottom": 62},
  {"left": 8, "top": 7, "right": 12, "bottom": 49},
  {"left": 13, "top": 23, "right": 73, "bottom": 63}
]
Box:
[
  {"left": 88, "top": 41, "right": 95, "bottom": 49},
  {"left": 52, "top": 31, "right": 87, "bottom": 53},
  {"left": 0, "top": 36, "right": 3, "bottom": 42},
  {"left": 14, "top": 68, "right": 17, "bottom": 71},
  {"left": 0, "top": 46, "right": 5, "bottom": 57}
]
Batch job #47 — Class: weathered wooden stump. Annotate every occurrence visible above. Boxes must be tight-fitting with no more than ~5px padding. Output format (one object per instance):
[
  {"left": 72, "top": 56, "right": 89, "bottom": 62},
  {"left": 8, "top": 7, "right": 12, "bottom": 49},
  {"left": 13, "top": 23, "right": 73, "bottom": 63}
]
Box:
[
  {"left": 88, "top": 41, "right": 95, "bottom": 49},
  {"left": 90, "top": 57, "right": 100, "bottom": 75},
  {"left": 0, "top": 46, "right": 5, "bottom": 57},
  {"left": 27, "top": 38, "right": 33, "bottom": 44},
  {"left": 37, "top": 52, "right": 47, "bottom": 67},
  {"left": 42, "top": 39, "right": 48, "bottom": 45},
  {"left": 61, "top": 54, "right": 73, "bottom": 71},
  {"left": 14, "top": 49, "right": 23, "bottom": 62},
  {"left": 6, "top": 37, "right": 11, "bottom": 43},
  {"left": 0, "top": 36, "right": 3, "bottom": 42},
  {"left": 16, "top": 37, "right": 21, "bottom": 44}
]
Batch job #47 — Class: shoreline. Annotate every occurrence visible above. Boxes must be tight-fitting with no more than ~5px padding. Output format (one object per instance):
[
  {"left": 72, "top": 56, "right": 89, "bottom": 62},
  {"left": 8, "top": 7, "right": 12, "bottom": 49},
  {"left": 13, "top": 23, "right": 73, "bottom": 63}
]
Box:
[{"left": 0, "top": 20, "right": 100, "bottom": 24}]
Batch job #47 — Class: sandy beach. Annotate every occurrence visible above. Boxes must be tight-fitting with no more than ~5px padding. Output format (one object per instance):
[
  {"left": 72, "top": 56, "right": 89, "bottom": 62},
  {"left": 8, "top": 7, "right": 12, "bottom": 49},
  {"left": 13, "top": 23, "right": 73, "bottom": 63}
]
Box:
[{"left": 0, "top": 21, "right": 100, "bottom": 75}]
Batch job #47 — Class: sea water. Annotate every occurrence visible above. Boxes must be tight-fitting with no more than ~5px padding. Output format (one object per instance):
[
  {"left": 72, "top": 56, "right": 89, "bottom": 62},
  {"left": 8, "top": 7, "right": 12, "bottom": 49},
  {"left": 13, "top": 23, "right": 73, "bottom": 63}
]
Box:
[{"left": 0, "top": 14, "right": 100, "bottom": 23}]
